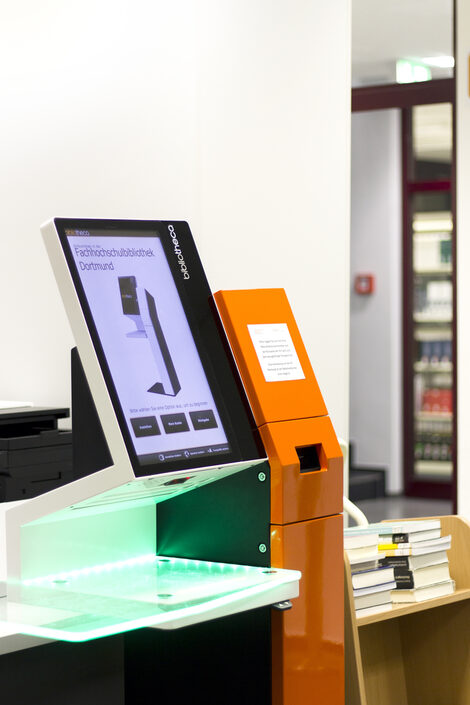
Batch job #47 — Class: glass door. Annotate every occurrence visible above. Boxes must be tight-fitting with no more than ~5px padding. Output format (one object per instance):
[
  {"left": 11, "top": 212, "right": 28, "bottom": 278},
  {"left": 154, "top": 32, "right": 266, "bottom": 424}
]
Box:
[{"left": 404, "top": 101, "right": 455, "bottom": 500}]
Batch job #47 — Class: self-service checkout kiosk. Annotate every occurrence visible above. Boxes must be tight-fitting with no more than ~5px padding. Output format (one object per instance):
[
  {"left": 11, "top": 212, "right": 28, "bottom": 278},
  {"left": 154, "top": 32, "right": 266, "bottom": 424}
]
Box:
[
  {"left": 0, "top": 219, "right": 342, "bottom": 705},
  {"left": 215, "top": 290, "right": 344, "bottom": 705}
]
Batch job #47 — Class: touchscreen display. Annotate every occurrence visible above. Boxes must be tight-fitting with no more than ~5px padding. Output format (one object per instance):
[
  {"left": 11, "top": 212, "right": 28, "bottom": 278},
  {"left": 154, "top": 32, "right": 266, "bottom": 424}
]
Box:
[{"left": 65, "top": 228, "right": 231, "bottom": 466}]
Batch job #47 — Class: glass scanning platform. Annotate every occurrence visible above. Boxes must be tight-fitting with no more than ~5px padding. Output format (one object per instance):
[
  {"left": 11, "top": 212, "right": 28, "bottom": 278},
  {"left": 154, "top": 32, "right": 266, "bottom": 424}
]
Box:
[{"left": 0, "top": 555, "right": 300, "bottom": 642}]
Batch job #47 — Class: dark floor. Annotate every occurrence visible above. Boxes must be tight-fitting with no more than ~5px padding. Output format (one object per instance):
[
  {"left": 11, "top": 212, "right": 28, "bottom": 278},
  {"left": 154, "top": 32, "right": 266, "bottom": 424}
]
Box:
[{"left": 354, "top": 495, "right": 452, "bottom": 523}]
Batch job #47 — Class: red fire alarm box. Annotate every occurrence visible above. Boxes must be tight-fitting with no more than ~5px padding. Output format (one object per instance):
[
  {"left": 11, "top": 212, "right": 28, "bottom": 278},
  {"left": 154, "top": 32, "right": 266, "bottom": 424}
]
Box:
[{"left": 354, "top": 274, "right": 375, "bottom": 295}]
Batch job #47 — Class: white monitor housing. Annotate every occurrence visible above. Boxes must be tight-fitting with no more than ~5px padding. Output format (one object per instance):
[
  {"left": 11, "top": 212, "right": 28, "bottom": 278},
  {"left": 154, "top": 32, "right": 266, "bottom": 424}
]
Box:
[{"left": 0, "top": 218, "right": 300, "bottom": 642}]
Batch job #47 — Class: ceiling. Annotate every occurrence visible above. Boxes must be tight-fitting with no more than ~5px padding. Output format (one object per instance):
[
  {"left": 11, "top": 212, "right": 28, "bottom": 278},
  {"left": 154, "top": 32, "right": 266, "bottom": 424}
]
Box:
[{"left": 352, "top": 0, "right": 454, "bottom": 85}]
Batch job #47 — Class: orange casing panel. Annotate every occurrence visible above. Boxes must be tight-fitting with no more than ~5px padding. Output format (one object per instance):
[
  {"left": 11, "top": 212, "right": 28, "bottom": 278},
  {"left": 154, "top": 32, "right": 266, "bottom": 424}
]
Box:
[
  {"left": 271, "top": 515, "right": 344, "bottom": 705},
  {"left": 214, "top": 288, "right": 343, "bottom": 705},
  {"left": 261, "top": 416, "right": 342, "bottom": 525},
  {"left": 213, "top": 288, "right": 327, "bottom": 426},
  {"left": 214, "top": 288, "right": 342, "bottom": 524}
]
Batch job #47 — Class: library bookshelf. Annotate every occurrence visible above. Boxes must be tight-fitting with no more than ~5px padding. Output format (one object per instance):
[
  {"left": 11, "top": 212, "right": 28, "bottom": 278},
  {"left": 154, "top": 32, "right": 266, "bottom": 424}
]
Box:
[{"left": 345, "top": 515, "right": 470, "bottom": 705}]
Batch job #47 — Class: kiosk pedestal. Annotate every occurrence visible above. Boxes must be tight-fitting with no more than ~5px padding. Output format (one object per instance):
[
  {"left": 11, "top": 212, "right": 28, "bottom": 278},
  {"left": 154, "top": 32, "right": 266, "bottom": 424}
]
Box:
[{"left": 214, "top": 288, "right": 344, "bottom": 705}]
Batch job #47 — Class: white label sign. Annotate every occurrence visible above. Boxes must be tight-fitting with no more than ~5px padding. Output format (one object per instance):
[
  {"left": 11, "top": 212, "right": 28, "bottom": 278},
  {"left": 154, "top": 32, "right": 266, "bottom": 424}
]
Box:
[{"left": 247, "top": 323, "right": 305, "bottom": 383}]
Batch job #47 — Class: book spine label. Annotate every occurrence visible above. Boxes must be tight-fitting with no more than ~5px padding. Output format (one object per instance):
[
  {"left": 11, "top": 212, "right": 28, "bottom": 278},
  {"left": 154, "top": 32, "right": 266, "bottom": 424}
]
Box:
[
  {"left": 379, "top": 556, "right": 410, "bottom": 568},
  {"left": 379, "top": 543, "right": 403, "bottom": 550},
  {"left": 392, "top": 533, "right": 409, "bottom": 544},
  {"left": 393, "top": 568, "right": 414, "bottom": 589}
]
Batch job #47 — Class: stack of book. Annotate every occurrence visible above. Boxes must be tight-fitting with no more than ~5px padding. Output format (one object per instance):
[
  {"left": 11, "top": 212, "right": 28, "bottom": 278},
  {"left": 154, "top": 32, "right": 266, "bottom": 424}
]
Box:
[
  {"left": 376, "top": 518, "right": 455, "bottom": 603},
  {"left": 345, "top": 518, "right": 455, "bottom": 607},
  {"left": 344, "top": 529, "right": 396, "bottom": 617}
]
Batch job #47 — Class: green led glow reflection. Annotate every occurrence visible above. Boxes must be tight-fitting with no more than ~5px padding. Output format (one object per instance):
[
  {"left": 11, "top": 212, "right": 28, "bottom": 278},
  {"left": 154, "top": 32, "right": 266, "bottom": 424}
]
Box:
[
  {"left": 23, "top": 553, "right": 157, "bottom": 586},
  {"left": 0, "top": 556, "right": 300, "bottom": 642}
]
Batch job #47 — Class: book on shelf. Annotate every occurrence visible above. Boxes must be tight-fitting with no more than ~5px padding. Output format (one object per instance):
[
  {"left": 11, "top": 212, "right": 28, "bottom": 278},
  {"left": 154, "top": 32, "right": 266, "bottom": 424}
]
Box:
[
  {"left": 344, "top": 532, "right": 379, "bottom": 550},
  {"left": 353, "top": 580, "right": 396, "bottom": 597},
  {"left": 344, "top": 525, "right": 381, "bottom": 564},
  {"left": 378, "top": 534, "right": 448, "bottom": 551},
  {"left": 345, "top": 544, "right": 382, "bottom": 562},
  {"left": 350, "top": 556, "right": 381, "bottom": 573},
  {"left": 379, "top": 549, "right": 449, "bottom": 571},
  {"left": 351, "top": 565, "right": 395, "bottom": 590},
  {"left": 381, "top": 535, "right": 451, "bottom": 556},
  {"left": 355, "top": 602, "right": 393, "bottom": 618},
  {"left": 344, "top": 519, "right": 441, "bottom": 536},
  {"left": 354, "top": 586, "right": 393, "bottom": 610},
  {"left": 348, "top": 552, "right": 384, "bottom": 566},
  {"left": 379, "top": 528, "right": 441, "bottom": 544},
  {"left": 393, "top": 561, "right": 450, "bottom": 590},
  {"left": 391, "top": 579, "right": 455, "bottom": 603}
]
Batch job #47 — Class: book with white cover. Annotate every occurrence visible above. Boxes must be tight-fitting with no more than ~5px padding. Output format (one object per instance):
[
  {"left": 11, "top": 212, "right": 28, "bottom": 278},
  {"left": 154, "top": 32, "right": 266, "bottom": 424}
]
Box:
[
  {"left": 355, "top": 602, "right": 393, "bottom": 618},
  {"left": 351, "top": 565, "right": 395, "bottom": 590},
  {"left": 354, "top": 587, "right": 393, "bottom": 610},
  {"left": 348, "top": 552, "right": 384, "bottom": 566},
  {"left": 346, "top": 544, "right": 382, "bottom": 561},
  {"left": 381, "top": 536, "right": 451, "bottom": 556},
  {"left": 353, "top": 580, "right": 396, "bottom": 597},
  {"left": 379, "top": 549, "right": 448, "bottom": 571},
  {"left": 344, "top": 532, "right": 379, "bottom": 550},
  {"left": 393, "top": 561, "right": 450, "bottom": 590},
  {"left": 350, "top": 557, "right": 380, "bottom": 573},
  {"left": 391, "top": 579, "right": 455, "bottom": 603},
  {"left": 378, "top": 528, "right": 441, "bottom": 544},
  {"left": 378, "top": 535, "right": 449, "bottom": 550},
  {"left": 345, "top": 519, "right": 441, "bottom": 536}
]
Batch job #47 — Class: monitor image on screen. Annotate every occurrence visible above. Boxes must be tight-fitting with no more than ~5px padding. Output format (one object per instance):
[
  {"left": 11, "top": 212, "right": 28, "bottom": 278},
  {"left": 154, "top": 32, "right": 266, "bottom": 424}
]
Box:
[
  {"left": 66, "top": 228, "right": 230, "bottom": 467},
  {"left": 46, "top": 219, "right": 263, "bottom": 480},
  {"left": 118, "top": 275, "right": 181, "bottom": 397}
]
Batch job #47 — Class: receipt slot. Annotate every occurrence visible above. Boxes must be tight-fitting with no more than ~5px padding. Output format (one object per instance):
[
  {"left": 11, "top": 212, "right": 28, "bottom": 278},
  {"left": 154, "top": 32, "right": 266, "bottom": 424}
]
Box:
[{"left": 214, "top": 288, "right": 344, "bottom": 705}]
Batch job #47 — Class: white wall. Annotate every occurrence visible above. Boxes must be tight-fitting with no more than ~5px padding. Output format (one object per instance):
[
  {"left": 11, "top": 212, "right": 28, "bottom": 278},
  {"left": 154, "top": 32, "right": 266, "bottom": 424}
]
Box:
[
  {"left": 0, "top": 1, "right": 350, "bottom": 448},
  {"left": 350, "top": 109, "right": 402, "bottom": 493},
  {"left": 457, "top": 0, "right": 470, "bottom": 516}
]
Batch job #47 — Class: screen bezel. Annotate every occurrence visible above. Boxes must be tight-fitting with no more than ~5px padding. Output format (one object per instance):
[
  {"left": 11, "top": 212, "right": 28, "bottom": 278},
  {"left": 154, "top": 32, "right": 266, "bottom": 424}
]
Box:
[{"left": 55, "top": 218, "right": 264, "bottom": 478}]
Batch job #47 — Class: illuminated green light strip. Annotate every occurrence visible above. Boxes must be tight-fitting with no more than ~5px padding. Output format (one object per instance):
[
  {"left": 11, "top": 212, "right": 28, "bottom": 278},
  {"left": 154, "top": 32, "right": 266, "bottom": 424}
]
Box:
[
  {"left": 22, "top": 554, "right": 255, "bottom": 587},
  {"left": 23, "top": 553, "right": 158, "bottom": 586}
]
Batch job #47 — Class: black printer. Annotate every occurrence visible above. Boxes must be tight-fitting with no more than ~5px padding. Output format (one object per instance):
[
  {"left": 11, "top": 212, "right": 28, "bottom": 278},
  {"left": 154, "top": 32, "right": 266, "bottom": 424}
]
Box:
[{"left": 0, "top": 407, "right": 72, "bottom": 501}]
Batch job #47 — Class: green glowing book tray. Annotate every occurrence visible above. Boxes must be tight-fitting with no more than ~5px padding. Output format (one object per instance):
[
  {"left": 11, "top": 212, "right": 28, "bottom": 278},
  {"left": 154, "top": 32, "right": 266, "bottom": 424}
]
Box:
[{"left": 0, "top": 555, "right": 300, "bottom": 642}]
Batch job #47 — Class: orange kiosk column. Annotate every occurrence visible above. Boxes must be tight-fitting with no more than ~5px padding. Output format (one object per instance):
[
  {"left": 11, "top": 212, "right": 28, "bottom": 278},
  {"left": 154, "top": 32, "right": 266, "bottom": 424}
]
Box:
[{"left": 214, "top": 288, "right": 344, "bottom": 705}]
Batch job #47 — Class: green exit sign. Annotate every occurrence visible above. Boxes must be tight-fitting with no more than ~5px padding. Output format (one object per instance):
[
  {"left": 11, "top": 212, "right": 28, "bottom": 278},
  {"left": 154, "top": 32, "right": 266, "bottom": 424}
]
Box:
[{"left": 396, "top": 60, "right": 431, "bottom": 84}]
